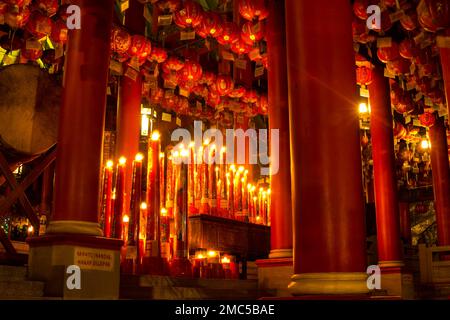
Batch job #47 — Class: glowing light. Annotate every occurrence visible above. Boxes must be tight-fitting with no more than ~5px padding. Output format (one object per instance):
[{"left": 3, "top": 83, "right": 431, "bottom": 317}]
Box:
[
  {"left": 221, "top": 146, "right": 226, "bottom": 153},
  {"left": 421, "top": 139, "right": 430, "bottom": 150},
  {"left": 135, "top": 153, "right": 144, "bottom": 162},
  {"left": 161, "top": 208, "right": 168, "bottom": 216},
  {"left": 123, "top": 215, "right": 130, "bottom": 223},
  {"left": 189, "top": 141, "right": 195, "bottom": 148},
  {"left": 186, "top": 18, "right": 192, "bottom": 24},
  {"left": 230, "top": 165, "right": 236, "bottom": 172},
  {"left": 159, "top": 153, "right": 165, "bottom": 159},
  {"left": 221, "top": 256, "right": 230, "bottom": 264},
  {"left": 359, "top": 102, "right": 369, "bottom": 114},
  {"left": 196, "top": 254, "right": 205, "bottom": 259},
  {"left": 250, "top": 34, "right": 256, "bottom": 41},
  {"left": 119, "top": 157, "right": 127, "bottom": 165},
  {"left": 224, "top": 35, "right": 230, "bottom": 41},
  {"left": 140, "top": 202, "right": 147, "bottom": 210},
  {"left": 151, "top": 131, "right": 161, "bottom": 141},
  {"left": 180, "top": 149, "right": 189, "bottom": 157},
  {"left": 203, "top": 139, "right": 210, "bottom": 145},
  {"left": 106, "top": 160, "right": 114, "bottom": 169},
  {"left": 173, "top": 151, "right": 180, "bottom": 158},
  {"left": 238, "top": 166, "right": 245, "bottom": 173},
  {"left": 247, "top": 184, "right": 252, "bottom": 190},
  {"left": 27, "top": 225, "right": 34, "bottom": 234},
  {"left": 207, "top": 250, "right": 217, "bottom": 258},
  {"left": 210, "top": 28, "right": 216, "bottom": 35},
  {"left": 267, "top": 189, "right": 271, "bottom": 195},
  {"left": 256, "top": 216, "right": 261, "bottom": 221}
]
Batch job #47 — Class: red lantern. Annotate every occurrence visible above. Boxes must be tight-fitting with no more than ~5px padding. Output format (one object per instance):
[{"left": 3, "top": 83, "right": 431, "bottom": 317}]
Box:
[
  {"left": 5, "top": 0, "right": 31, "bottom": 7},
  {"left": 200, "top": 71, "right": 216, "bottom": 85},
  {"left": 243, "top": 90, "right": 259, "bottom": 104},
  {"left": 36, "top": 0, "right": 58, "bottom": 17},
  {"left": 418, "top": 0, "right": 439, "bottom": 32},
  {"left": 377, "top": 43, "right": 399, "bottom": 63},
  {"left": 50, "top": 19, "right": 68, "bottom": 44},
  {"left": 356, "top": 66, "right": 373, "bottom": 86},
  {"left": 381, "top": 0, "right": 396, "bottom": 7},
  {"left": 419, "top": 112, "right": 436, "bottom": 127},
  {"left": 399, "top": 39, "right": 419, "bottom": 60},
  {"left": 400, "top": 11, "right": 419, "bottom": 31},
  {"left": 174, "top": 0, "right": 203, "bottom": 29},
  {"left": 370, "top": 10, "right": 393, "bottom": 32},
  {"left": 162, "top": 56, "right": 184, "bottom": 74},
  {"left": 111, "top": 25, "right": 131, "bottom": 54},
  {"left": 426, "top": 0, "right": 450, "bottom": 28},
  {"left": 238, "top": 0, "right": 268, "bottom": 21},
  {"left": 207, "top": 90, "right": 221, "bottom": 107},
  {"left": 215, "top": 75, "right": 234, "bottom": 96},
  {"left": 128, "top": 35, "right": 151, "bottom": 59},
  {"left": 216, "top": 22, "right": 240, "bottom": 45},
  {"left": 158, "top": 0, "right": 181, "bottom": 13},
  {"left": 394, "top": 94, "right": 414, "bottom": 114},
  {"left": 177, "top": 59, "right": 203, "bottom": 82},
  {"left": 241, "top": 21, "right": 265, "bottom": 45},
  {"left": 353, "top": 0, "right": 369, "bottom": 20},
  {"left": 195, "top": 11, "right": 222, "bottom": 39},
  {"left": 26, "top": 11, "right": 53, "bottom": 39},
  {"left": 228, "top": 86, "right": 246, "bottom": 99},
  {"left": 149, "top": 47, "right": 168, "bottom": 63},
  {"left": 387, "top": 58, "right": 411, "bottom": 75},
  {"left": 231, "top": 39, "right": 252, "bottom": 55}
]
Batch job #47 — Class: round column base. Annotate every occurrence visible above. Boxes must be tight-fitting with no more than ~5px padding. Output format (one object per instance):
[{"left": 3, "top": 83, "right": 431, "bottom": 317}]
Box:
[
  {"left": 288, "top": 272, "right": 369, "bottom": 295},
  {"left": 269, "top": 249, "right": 293, "bottom": 259},
  {"left": 47, "top": 220, "right": 103, "bottom": 236}
]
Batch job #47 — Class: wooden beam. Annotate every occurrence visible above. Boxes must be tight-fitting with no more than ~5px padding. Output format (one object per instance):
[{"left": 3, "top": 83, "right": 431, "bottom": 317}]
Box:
[{"left": 0, "top": 225, "right": 16, "bottom": 255}]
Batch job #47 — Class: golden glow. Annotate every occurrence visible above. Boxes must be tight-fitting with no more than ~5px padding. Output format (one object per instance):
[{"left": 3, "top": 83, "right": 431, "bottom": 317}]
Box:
[
  {"left": 106, "top": 160, "right": 114, "bottom": 169},
  {"left": 161, "top": 208, "right": 168, "bottom": 216},
  {"left": 256, "top": 216, "right": 261, "bottom": 221},
  {"left": 186, "top": 18, "right": 192, "bottom": 24},
  {"left": 207, "top": 250, "right": 217, "bottom": 258},
  {"left": 151, "top": 131, "right": 161, "bottom": 141},
  {"left": 140, "top": 202, "right": 147, "bottom": 210},
  {"left": 359, "top": 102, "right": 369, "bottom": 114},
  {"left": 241, "top": 178, "right": 245, "bottom": 183},
  {"left": 421, "top": 139, "right": 430, "bottom": 150},
  {"left": 159, "top": 152, "right": 165, "bottom": 158},
  {"left": 230, "top": 165, "right": 236, "bottom": 172},
  {"left": 224, "top": 35, "right": 230, "bottom": 41},
  {"left": 221, "top": 146, "right": 226, "bottom": 153},
  {"left": 210, "top": 28, "right": 216, "bottom": 35},
  {"left": 247, "top": 184, "right": 252, "bottom": 190},
  {"left": 253, "top": 196, "right": 257, "bottom": 201},
  {"left": 250, "top": 34, "right": 256, "bottom": 41},
  {"left": 203, "top": 138, "right": 210, "bottom": 145},
  {"left": 180, "top": 149, "right": 189, "bottom": 157},
  {"left": 173, "top": 151, "right": 180, "bottom": 158},
  {"left": 27, "top": 225, "right": 34, "bottom": 233},
  {"left": 238, "top": 166, "right": 245, "bottom": 173},
  {"left": 119, "top": 157, "right": 127, "bottom": 165},
  {"left": 135, "top": 153, "right": 144, "bottom": 162},
  {"left": 215, "top": 167, "right": 219, "bottom": 172},
  {"left": 189, "top": 141, "right": 195, "bottom": 148},
  {"left": 267, "top": 189, "right": 271, "bottom": 195},
  {"left": 221, "top": 256, "right": 230, "bottom": 264},
  {"left": 123, "top": 215, "right": 130, "bottom": 223},
  {"left": 196, "top": 254, "right": 205, "bottom": 259}
]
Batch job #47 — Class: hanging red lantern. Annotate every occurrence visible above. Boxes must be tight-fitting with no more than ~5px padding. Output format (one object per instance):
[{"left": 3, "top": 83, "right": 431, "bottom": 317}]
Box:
[
  {"left": 215, "top": 75, "right": 234, "bottom": 96},
  {"left": 216, "top": 22, "right": 240, "bottom": 45},
  {"left": 353, "top": 0, "right": 369, "bottom": 20},
  {"left": 426, "top": 0, "right": 450, "bottom": 28},
  {"left": 36, "top": 0, "right": 58, "bottom": 17},
  {"left": 5, "top": 0, "right": 31, "bottom": 7},
  {"left": 25, "top": 11, "right": 53, "bottom": 39},
  {"left": 381, "top": 0, "right": 396, "bottom": 7},
  {"left": 400, "top": 11, "right": 419, "bottom": 31},
  {"left": 228, "top": 86, "right": 246, "bottom": 99},
  {"left": 200, "top": 71, "right": 216, "bottom": 85},
  {"left": 207, "top": 90, "right": 221, "bottom": 107},
  {"left": 192, "top": 84, "right": 208, "bottom": 98},
  {"left": 149, "top": 47, "right": 168, "bottom": 63},
  {"left": 243, "top": 90, "right": 259, "bottom": 104},
  {"left": 394, "top": 94, "right": 414, "bottom": 114},
  {"left": 127, "top": 35, "right": 151, "bottom": 59},
  {"left": 195, "top": 11, "right": 222, "bottom": 39},
  {"left": 162, "top": 70, "right": 179, "bottom": 86},
  {"left": 50, "top": 19, "right": 68, "bottom": 44},
  {"left": 174, "top": 0, "right": 203, "bottom": 29},
  {"left": 158, "top": 0, "right": 181, "bottom": 13},
  {"left": 162, "top": 56, "right": 184, "bottom": 74},
  {"left": 21, "top": 42, "right": 43, "bottom": 61},
  {"left": 418, "top": 0, "right": 439, "bottom": 32},
  {"left": 241, "top": 21, "right": 265, "bottom": 45},
  {"left": 387, "top": 58, "right": 411, "bottom": 75},
  {"left": 177, "top": 59, "right": 203, "bottom": 82},
  {"left": 356, "top": 66, "right": 373, "bottom": 86},
  {"left": 370, "top": 10, "right": 393, "bottom": 32},
  {"left": 111, "top": 25, "right": 131, "bottom": 54},
  {"left": 231, "top": 39, "right": 252, "bottom": 55},
  {"left": 238, "top": 0, "right": 268, "bottom": 22},
  {"left": 419, "top": 112, "right": 436, "bottom": 127},
  {"left": 377, "top": 43, "right": 399, "bottom": 63},
  {"left": 399, "top": 39, "right": 419, "bottom": 60}
]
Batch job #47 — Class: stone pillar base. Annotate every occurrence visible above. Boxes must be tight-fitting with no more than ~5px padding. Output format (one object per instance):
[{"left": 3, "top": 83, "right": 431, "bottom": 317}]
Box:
[
  {"left": 256, "top": 258, "right": 293, "bottom": 297},
  {"left": 269, "top": 249, "right": 293, "bottom": 259},
  {"left": 27, "top": 235, "right": 123, "bottom": 299},
  {"left": 288, "top": 272, "right": 369, "bottom": 296},
  {"left": 380, "top": 266, "right": 415, "bottom": 299}
]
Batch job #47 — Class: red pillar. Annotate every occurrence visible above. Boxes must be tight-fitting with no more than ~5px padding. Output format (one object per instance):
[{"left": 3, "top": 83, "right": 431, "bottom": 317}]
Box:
[
  {"left": 48, "top": 0, "right": 114, "bottom": 235},
  {"left": 369, "top": 67, "right": 403, "bottom": 267},
  {"left": 285, "top": 0, "right": 367, "bottom": 295},
  {"left": 267, "top": 0, "right": 292, "bottom": 259},
  {"left": 399, "top": 202, "right": 411, "bottom": 246},
  {"left": 429, "top": 116, "right": 450, "bottom": 245},
  {"left": 116, "top": 0, "right": 146, "bottom": 217},
  {"left": 439, "top": 29, "right": 450, "bottom": 116}
]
